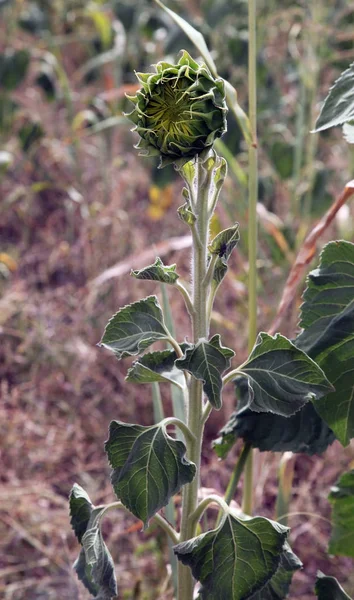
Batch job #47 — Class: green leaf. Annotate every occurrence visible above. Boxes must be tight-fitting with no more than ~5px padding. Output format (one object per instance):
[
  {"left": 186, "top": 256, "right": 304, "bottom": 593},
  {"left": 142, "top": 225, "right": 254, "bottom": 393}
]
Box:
[
  {"left": 249, "top": 542, "right": 302, "bottom": 600},
  {"left": 328, "top": 470, "right": 354, "bottom": 558},
  {"left": 315, "top": 572, "right": 352, "bottom": 600},
  {"left": 175, "top": 334, "right": 235, "bottom": 409},
  {"left": 0, "top": 49, "right": 30, "bottom": 91},
  {"left": 153, "top": 0, "right": 252, "bottom": 145},
  {"left": 70, "top": 483, "right": 94, "bottom": 544},
  {"left": 208, "top": 224, "right": 240, "bottom": 285},
  {"left": 154, "top": 0, "right": 218, "bottom": 77},
  {"left": 296, "top": 241, "right": 354, "bottom": 446},
  {"left": 69, "top": 484, "right": 118, "bottom": 599},
  {"left": 99, "top": 296, "right": 169, "bottom": 359},
  {"left": 74, "top": 548, "right": 99, "bottom": 597},
  {"left": 105, "top": 420, "right": 196, "bottom": 527},
  {"left": 174, "top": 512, "right": 289, "bottom": 600},
  {"left": 131, "top": 257, "right": 179, "bottom": 285},
  {"left": 213, "top": 378, "right": 335, "bottom": 459},
  {"left": 239, "top": 333, "right": 333, "bottom": 417},
  {"left": 81, "top": 526, "right": 118, "bottom": 599},
  {"left": 314, "top": 62, "right": 354, "bottom": 132},
  {"left": 126, "top": 347, "right": 188, "bottom": 388},
  {"left": 209, "top": 224, "right": 240, "bottom": 258}
]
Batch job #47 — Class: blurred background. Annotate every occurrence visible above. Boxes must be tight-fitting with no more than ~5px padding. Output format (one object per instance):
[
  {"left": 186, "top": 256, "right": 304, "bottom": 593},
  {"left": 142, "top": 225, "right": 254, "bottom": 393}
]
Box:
[{"left": 1, "top": 0, "right": 354, "bottom": 598}]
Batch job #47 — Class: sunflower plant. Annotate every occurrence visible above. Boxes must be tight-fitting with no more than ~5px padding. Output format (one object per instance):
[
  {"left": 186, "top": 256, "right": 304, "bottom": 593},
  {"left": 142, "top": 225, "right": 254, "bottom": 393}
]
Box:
[{"left": 68, "top": 9, "right": 354, "bottom": 600}]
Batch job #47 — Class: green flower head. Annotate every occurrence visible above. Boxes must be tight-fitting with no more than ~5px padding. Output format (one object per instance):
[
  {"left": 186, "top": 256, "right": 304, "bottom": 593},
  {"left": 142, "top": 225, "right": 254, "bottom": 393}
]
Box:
[{"left": 126, "top": 50, "right": 228, "bottom": 167}]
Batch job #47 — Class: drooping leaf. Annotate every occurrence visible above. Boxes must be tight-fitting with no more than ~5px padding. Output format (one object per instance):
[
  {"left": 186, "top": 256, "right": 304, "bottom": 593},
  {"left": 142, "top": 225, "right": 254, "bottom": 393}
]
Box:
[
  {"left": 105, "top": 420, "right": 196, "bottom": 527},
  {"left": 328, "top": 470, "right": 354, "bottom": 558},
  {"left": 81, "top": 526, "right": 118, "bottom": 600},
  {"left": 213, "top": 376, "right": 335, "bottom": 459},
  {"left": 70, "top": 483, "right": 94, "bottom": 544},
  {"left": 238, "top": 333, "right": 333, "bottom": 417},
  {"left": 174, "top": 511, "right": 289, "bottom": 600},
  {"left": 131, "top": 257, "right": 179, "bottom": 285},
  {"left": 315, "top": 572, "right": 352, "bottom": 600},
  {"left": 74, "top": 548, "right": 99, "bottom": 597},
  {"left": 314, "top": 62, "right": 354, "bottom": 132},
  {"left": 99, "top": 296, "right": 169, "bottom": 359},
  {"left": 69, "top": 484, "right": 118, "bottom": 599},
  {"left": 126, "top": 347, "right": 188, "bottom": 389},
  {"left": 175, "top": 334, "right": 235, "bottom": 409},
  {"left": 249, "top": 542, "right": 302, "bottom": 600},
  {"left": 296, "top": 241, "right": 354, "bottom": 446},
  {"left": 208, "top": 224, "right": 240, "bottom": 285}
]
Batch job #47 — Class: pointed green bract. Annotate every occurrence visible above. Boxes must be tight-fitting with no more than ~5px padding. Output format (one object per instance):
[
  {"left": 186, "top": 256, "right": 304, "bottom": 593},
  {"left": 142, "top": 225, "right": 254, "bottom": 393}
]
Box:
[
  {"left": 315, "top": 572, "right": 352, "bottom": 600},
  {"left": 99, "top": 296, "right": 169, "bottom": 359},
  {"left": 174, "top": 512, "right": 289, "bottom": 600},
  {"left": 328, "top": 470, "right": 354, "bottom": 558},
  {"left": 239, "top": 333, "right": 333, "bottom": 417},
  {"left": 313, "top": 62, "right": 354, "bottom": 133},
  {"left": 248, "top": 542, "right": 302, "bottom": 600},
  {"left": 213, "top": 377, "right": 335, "bottom": 459},
  {"left": 131, "top": 257, "right": 179, "bottom": 285},
  {"left": 126, "top": 347, "right": 188, "bottom": 388},
  {"left": 176, "top": 334, "right": 235, "bottom": 409},
  {"left": 296, "top": 241, "right": 354, "bottom": 445},
  {"left": 69, "top": 484, "right": 117, "bottom": 599},
  {"left": 105, "top": 420, "right": 196, "bottom": 527}
]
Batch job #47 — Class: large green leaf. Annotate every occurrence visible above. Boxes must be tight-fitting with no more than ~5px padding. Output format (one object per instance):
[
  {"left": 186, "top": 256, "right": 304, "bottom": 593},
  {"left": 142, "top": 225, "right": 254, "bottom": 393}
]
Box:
[
  {"left": 174, "top": 512, "right": 289, "bottom": 600},
  {"left": 105, "top": 420, "right": 196, "bottom": 527},
  {"left": 249, "top": 542, "right": 302, "bottom": 600},
  {"left": 213, "top": 378, "right": 335, "bottom": 459},
  {"left": 69, "top": 484, "right": 117, "bottom": 599},
  {"left": 126, "top": 347, "right": 187, "bottom": 389},
  {"left": 99, "top": 296, "right": 170, "bottom": 359},
  {"left": 315, "top": 572, "right": 352, "bottom": 600},
  {"left": 238, "top": 333, "right": 333, "bottom": 417},
  {"left": 296, "top": 241, "right": 354, "bottom": 446},
  {"left": 175, "top": 334, "right": 235, "bottom": 409},
  {"left": 131, "top": 257, "right": 179, "bottom": 285},
  {"left": 328, "top": 470, "right": 354, "bottom": 558},
  {"left": 314, "top": 62, "right": 354, "bottom": 132}
]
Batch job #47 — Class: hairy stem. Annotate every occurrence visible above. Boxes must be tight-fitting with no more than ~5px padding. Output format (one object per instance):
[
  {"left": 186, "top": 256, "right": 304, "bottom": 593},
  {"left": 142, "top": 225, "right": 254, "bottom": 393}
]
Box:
[
  {"left": 243, "top": 0, "right": 258, "bottom": 516},
  {"left": 177, "top": 160, "right": 211, "bottom": 600}
]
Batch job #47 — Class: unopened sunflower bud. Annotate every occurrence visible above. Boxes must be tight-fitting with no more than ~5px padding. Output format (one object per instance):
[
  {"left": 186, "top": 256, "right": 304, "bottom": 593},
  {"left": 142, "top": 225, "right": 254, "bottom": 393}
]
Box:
[{"left": 126, "top": 50, "right": 227, "bottom": 167}]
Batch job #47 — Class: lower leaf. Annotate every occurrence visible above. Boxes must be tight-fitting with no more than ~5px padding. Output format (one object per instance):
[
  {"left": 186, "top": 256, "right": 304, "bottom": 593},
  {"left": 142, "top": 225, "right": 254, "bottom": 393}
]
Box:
[
  {"left": 105, "top": 420, "right": 196, "bottom": 527},
  {"left": 174, "top": 512, "right": 289, "bottom": 600}
]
